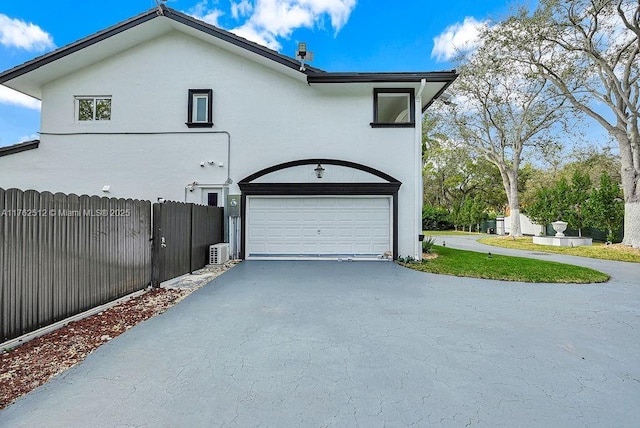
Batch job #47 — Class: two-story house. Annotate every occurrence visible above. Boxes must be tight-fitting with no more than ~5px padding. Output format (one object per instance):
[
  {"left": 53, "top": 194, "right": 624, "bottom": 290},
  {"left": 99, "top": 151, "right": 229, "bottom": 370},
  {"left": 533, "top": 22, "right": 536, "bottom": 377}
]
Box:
[{"left": 0, "top": 6, "right": 456, "bottom": 260}]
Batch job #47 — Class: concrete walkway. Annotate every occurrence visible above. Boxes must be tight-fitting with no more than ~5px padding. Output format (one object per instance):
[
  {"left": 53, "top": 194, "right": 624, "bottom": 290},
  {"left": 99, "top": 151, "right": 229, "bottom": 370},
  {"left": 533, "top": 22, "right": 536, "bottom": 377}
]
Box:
[{"left": 1, "top": 244, "right": 639, "bottom": 427}]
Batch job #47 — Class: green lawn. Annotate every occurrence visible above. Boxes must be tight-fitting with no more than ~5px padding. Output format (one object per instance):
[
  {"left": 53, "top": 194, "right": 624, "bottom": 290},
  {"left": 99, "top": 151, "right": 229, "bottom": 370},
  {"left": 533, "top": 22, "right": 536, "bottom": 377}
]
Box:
[
  {"left": 478, "top": 236, "right": 640, "bottom": 263},
  {"left": 399, "top": 245, "right": 610, "bottom": 283},
  {"left": 423, "top": 230, "right": 485, "bottom": 236}
]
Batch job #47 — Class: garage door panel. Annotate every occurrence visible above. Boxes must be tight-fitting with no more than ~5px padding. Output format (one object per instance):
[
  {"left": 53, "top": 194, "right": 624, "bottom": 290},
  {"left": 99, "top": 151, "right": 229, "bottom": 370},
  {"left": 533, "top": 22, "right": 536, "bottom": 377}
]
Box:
[{"left": 247, "top": 196, "right": 391, "bottom": 258}]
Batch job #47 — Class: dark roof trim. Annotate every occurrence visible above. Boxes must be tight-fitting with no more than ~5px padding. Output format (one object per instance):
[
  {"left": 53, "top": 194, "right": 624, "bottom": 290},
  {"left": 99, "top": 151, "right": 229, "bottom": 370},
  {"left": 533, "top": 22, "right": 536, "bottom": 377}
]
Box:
[
  {"left": 422, "top": 75, "right": 457, "bottom": 113},
  {"left": 0, "top": 11, "right": 158, "bottom": 84},
  {"left": 0, "top": 5, "right": 457, "bottom": 93},
  {"left": 0, "top": 6, "right": 323, "bottom": 85},
  {"left": 306, "top": 71, "right": 458, "bottom": 84},
  {"left": 239, "top": 158, "right": 401, "bottom": 185},
  {"left": 0, "top": 140, "right": 40, "bottom": 157},
  {"left": 163, "top": 8, "right": 325, "bottom": 74}
]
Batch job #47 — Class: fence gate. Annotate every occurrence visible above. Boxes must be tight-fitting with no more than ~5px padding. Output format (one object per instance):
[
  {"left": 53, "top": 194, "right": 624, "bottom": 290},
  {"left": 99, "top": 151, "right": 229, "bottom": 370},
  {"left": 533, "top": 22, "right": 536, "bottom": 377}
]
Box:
[{"left": 152, "top": 202, "right": 224, "bottom": 285}]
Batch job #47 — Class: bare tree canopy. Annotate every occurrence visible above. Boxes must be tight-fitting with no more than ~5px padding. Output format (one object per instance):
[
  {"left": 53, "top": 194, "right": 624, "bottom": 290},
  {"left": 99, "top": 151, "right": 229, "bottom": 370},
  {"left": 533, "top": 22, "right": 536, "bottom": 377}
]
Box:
[
  {"left": 432, "top": 22, "right": 569, "bottom": 236},
  {"left": 490, "top": 0, "right": 640, "bottom": 247}
]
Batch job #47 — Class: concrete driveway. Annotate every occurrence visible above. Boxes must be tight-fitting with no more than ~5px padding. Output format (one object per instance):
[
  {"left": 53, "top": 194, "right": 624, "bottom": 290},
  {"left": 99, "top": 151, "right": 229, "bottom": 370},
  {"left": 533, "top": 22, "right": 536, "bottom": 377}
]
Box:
[{"left": 1, "top": 243, "right": 639, "bottom": 427}]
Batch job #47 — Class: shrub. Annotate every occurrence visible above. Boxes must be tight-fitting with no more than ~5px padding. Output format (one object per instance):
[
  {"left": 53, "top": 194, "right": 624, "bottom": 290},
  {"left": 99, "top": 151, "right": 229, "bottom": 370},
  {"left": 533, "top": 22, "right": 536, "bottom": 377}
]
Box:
[
  {"left": 422, "top": 237, "right": 436, "bottom": 253},
  {"left": 422, "top": 205, "right": 452, "bottom": 230}
]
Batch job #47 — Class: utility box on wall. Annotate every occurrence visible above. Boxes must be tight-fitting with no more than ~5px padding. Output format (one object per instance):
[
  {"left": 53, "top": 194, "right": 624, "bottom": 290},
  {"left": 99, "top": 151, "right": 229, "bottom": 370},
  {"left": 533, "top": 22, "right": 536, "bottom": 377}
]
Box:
[{"left": 227, "top": 194, "right": 241, "bottom": 217}]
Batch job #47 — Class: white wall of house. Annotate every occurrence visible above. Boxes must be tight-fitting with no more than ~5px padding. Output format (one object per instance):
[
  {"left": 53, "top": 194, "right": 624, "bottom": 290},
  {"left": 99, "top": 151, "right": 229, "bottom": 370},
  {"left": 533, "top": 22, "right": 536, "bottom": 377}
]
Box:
[{"left": 0, "top": 31, "right": 422, "bottom": 258}]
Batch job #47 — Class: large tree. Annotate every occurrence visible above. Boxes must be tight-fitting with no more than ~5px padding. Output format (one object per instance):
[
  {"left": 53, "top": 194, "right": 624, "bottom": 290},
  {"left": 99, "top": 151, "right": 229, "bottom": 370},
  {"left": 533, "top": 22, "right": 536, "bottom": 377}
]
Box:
[
  {"left": 493, "top": 0, "right": 640, "bottom": 247},
  {"left": 434, "top": 33, "right": 568, "bottom": 236}
]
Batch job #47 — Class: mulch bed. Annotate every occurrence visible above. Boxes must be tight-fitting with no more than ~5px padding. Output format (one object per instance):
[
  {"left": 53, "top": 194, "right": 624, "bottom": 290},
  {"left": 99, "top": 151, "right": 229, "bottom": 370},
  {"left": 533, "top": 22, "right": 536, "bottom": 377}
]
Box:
[{"left": 0, "top": 288, "right": 190, "bottom": 409}]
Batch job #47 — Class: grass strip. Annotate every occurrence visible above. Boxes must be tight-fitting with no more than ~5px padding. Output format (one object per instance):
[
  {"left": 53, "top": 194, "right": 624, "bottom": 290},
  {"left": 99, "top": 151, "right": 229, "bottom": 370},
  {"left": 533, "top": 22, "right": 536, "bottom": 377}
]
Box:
[
  {"left": 400, "top": 245, "right": 609, "bottom": 283},
  {"left": 478, "top": 236, "right": 640, "bottom": 263},
  {"left": 423, "top": 230, "right": 484, "bottom": 236}
]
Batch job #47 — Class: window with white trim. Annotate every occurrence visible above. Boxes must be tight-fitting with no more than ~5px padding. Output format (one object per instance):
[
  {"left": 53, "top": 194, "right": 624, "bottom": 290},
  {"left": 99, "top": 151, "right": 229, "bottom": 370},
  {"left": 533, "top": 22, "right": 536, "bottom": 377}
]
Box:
[
  {"left": 187, "top": 89, "right": 213, "bottom": 128},
  {"left": 76, "top": 96, "right": 111, "bottom": 121}
]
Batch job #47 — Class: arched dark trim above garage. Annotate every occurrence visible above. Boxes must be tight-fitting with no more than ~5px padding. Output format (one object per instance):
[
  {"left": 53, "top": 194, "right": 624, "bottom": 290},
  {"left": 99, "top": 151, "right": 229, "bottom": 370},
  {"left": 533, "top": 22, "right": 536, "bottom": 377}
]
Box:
[
  {"left": 239, "top": 158, "right": 401, "bottom": 184},
  {"left": 238, "top": 159, "right": 402, "bottom": 260}
]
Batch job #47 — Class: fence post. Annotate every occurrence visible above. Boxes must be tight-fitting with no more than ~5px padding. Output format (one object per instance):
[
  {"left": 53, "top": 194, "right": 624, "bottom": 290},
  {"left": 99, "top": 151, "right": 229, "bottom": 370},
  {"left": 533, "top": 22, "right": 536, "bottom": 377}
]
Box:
[{"left": 151, "top": 203, "right": 162, "bottom": 287}]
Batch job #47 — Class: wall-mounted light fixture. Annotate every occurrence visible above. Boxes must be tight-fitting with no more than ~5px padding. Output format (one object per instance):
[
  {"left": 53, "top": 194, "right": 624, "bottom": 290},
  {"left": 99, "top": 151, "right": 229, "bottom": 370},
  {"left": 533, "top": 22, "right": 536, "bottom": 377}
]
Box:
[
  {"left": 296, "top": 42, "right": 314, "bottom": 71},
  {"left": 102, "top": 185, "right": 111, "bottom": 193},
  {"left": 314, "top": 163, "right": 325, "bottom": 179}
]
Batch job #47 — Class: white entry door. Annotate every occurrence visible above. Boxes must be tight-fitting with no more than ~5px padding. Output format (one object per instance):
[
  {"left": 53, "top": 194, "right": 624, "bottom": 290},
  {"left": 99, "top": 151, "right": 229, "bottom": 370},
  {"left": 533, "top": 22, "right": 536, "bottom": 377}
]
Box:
[{"left": 246, "top": 196, "right": 392, "bottom": 258}]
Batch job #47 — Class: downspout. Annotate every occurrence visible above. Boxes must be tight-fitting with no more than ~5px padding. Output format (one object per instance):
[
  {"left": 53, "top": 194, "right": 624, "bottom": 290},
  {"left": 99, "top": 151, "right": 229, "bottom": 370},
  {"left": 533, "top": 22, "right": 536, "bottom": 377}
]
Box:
[{"left": 415, "top": 79, "right": 426, "bottom": 260}]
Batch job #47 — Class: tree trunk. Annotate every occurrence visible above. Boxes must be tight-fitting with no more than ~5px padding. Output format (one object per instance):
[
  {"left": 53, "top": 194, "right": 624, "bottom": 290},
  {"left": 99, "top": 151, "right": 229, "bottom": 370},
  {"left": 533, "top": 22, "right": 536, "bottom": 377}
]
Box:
[
  {"left": 624, "top": 202, "right": 640, "bottom": 248},
  {"left": 613, "top": 128, "right": 640, "bottom": 248},
  {"left": 510, "top": 208, "right": 523, "bottom": 237},
  {"left": 507, "top": 170, "right": 523, "bottom": 237}
]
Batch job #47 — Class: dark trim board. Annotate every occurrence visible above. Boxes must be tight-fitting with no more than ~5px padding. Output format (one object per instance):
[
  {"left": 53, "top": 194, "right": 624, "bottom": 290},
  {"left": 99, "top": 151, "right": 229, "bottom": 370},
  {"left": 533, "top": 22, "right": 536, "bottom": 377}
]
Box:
[
  {"left": 239, "top": 159, "right": 402, "bottom": 260},
  {"left": 0, "top": 6, "right": 456, "bottom": 99},
  {"left": 372, "top": 88, "right": 415, "bottom": 127},
  {"left": 0, "top": 140, "right": 40, "bottom": 157},
  {"left": 238, "top": 186, "right": 400, "bottom": 260},
  {"left": 0, "top": 5, "right": 323, "bottom": 85},
  {"left": 0, "top": 12, "right": 158, "bottom": 83},
  {"left": 239, "top": 158, "right": 401, "bottom": 185},
  {"left": 306, "top": 71, "right": 458, "bottom": 84},
  {"left": 186, "top": 89, "right": 214, "bottom": 128}
]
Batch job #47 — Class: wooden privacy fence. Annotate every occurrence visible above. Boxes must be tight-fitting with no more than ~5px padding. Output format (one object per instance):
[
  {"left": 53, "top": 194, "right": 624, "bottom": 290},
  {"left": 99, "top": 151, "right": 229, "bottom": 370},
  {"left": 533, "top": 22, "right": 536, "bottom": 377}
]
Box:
[
  {"left": 152, "top": 202, "right": 224, "bottom": 285},
  {"left": 0, "top": 188, "right": 152, "bottom": 343}
]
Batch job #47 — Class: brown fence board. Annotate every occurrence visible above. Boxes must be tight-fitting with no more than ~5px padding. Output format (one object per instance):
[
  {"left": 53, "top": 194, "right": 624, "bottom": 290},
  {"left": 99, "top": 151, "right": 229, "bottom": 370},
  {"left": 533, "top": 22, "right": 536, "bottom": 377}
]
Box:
[
  {"left": 191, "top": 205, "right": 224, "bottom": 271},
  {"left": 0, "top": 188, "right": 152, "bottom": 342},
  {"left": 152, "top": 202, "right": 224, "bottom": 285}
]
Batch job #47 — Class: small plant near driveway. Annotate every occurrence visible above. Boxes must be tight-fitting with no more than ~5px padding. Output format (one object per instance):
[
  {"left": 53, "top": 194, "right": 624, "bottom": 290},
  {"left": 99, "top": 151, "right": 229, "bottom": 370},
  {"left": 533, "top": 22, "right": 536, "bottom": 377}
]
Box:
[{"left": 422, "top": 236, "right": 437, "bottom": 253}]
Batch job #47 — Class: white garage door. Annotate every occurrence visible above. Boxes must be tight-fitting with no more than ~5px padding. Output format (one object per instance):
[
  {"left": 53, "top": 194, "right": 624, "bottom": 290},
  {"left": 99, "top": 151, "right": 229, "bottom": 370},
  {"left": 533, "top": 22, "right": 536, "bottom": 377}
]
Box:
[{"left": 246, "top": 196, "right": 392, "bottom": 259}]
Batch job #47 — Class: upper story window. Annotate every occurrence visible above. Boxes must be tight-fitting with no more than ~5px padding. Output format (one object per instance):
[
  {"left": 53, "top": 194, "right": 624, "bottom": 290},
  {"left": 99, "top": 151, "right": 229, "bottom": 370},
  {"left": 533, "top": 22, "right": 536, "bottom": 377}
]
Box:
[
  {"left": 371, "top": 88, "right": 415, "bottom": 128},
  {"left": 186, "top": 89, "right": 213, "bottom": 128},
  {"left": 77, "top": 96, "right": 111, "bottom": 121}
]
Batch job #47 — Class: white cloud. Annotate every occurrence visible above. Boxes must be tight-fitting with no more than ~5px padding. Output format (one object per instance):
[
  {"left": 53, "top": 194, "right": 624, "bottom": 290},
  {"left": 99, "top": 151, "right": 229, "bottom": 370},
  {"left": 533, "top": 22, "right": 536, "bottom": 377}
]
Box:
[
  {"left": 231, "top": 0, "right": 254, "bottom": 19},
  {"left": 431, "top": 17, "right": 485, "bottom": 62},
  {"left": 230, "top": 22, "right": 280, "bottom": 49},
  {"left": 188, "top": 0, "right": 225, "bottom": 26},
  {"left": 0, "top": 85, "right": 41, "bottom": 110},
  {"left": 187, "top": 0, "right": 357, "bottom": 51},
  {"left": 0, "top": 13, "right": 54, "bottom": 51},
  {"left": 17, "top": 133, "right": 39, "bottom": 143}
]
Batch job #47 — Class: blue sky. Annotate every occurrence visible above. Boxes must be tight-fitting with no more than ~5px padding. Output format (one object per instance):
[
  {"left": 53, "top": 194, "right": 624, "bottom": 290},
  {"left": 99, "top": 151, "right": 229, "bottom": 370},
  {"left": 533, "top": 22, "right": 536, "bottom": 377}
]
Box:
[{"left": 1, "top": 0, "right": 527, "bottom": 147}]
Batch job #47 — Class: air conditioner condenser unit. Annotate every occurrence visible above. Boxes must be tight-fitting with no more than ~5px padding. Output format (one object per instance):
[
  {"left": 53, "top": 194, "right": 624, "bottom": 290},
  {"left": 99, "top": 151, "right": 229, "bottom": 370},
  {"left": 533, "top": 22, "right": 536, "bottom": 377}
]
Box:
[{"left": 209, "top": 243, "right": 230, "bottom": 265}]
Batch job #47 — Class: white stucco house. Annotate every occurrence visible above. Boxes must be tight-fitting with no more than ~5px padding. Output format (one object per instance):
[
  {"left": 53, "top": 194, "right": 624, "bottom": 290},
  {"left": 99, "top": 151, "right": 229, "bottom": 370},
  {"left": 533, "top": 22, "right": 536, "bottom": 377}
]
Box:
[{"left": 0, "top": 6, "right": 456, "bottom": 261}]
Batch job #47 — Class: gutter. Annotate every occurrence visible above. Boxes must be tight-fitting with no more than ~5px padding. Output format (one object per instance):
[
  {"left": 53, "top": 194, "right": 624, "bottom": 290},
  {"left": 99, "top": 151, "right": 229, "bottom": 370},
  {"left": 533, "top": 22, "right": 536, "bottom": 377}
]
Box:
[
  {"left": 415, "top": 79, "right": 426, "bottom": 260},
  {"left": 40, "top": 130, "right": 233, "bottom": 241},
  {"left": 0, "top": 139, "right": 40, "bottom": 157},
  {"left": 39, "top": 130, "right": 231, "bottom": 187}
]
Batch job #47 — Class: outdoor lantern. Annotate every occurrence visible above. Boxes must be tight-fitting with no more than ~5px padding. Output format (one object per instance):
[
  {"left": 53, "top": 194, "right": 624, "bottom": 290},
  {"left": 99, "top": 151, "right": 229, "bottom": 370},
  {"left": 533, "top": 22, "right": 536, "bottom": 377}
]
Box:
[
  {"left": 314, "top": 163, "right": 325, "bottom": 179},
  {"left": 297, "top": 42, "right": 307, "bottom": 58}
]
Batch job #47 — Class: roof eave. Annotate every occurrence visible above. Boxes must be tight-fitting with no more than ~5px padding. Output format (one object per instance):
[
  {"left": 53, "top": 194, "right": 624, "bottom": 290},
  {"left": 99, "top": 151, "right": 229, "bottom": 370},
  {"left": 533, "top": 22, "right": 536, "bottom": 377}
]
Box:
[
  {"left": 163, "top": 8, "right": 325, "bottom": 75},
  {"left": 0, "top": 9, "right": 159, "bottom": 86},
  {"left": 422, "top": 73, "right": 458, "bottom": 112},
  {"left": 0, "top": 6, "right": 324, "bottom": 91},
  {"left": 306, "top": 71, "right": 458, "bottom": 84},
  {"left": 0, "top": 140, "right": 40, "bottom": 157}
]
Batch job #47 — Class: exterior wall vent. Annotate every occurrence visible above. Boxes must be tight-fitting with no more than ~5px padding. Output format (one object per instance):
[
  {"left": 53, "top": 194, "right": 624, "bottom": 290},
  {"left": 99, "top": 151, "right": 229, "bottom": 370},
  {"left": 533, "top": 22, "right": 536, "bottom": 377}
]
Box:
[{"left": 209, "top": 243, "right": 230, "bottom": 265}]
